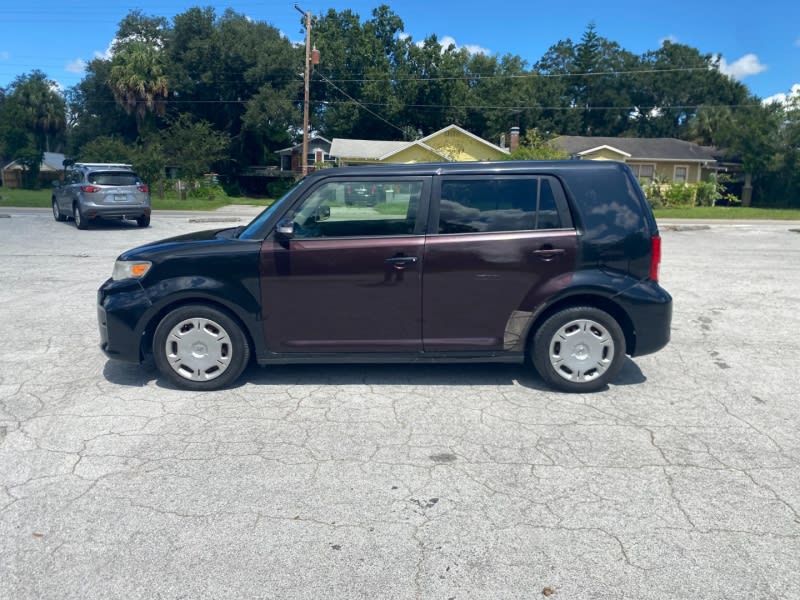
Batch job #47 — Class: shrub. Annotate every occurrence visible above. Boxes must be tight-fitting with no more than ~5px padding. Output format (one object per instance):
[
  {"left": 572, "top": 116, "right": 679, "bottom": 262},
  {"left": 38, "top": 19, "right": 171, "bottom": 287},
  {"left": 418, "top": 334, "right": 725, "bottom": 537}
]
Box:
[{"left": 663, "top": 182, "right": 696, "bottom": 207}]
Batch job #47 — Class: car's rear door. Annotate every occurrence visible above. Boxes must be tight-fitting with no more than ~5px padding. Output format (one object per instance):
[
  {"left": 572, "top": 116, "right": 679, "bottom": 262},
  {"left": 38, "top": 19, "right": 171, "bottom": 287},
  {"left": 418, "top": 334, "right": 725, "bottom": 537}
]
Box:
[
  {"left": 259, "top": 176, "right": 431, "bottom": 354},
  {"left": 421, "top": 175, "right": 578, "bottom": 352}
]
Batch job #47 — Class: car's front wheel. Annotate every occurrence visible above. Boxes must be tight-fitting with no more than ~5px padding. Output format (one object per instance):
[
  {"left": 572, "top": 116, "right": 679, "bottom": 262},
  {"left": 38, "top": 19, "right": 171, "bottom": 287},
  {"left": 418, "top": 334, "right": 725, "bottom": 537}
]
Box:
[
  {"left": 153, "top": 304, "right": 250, "bottom": 390},
  {"left": 52, "top": 198, "right": 66, "bottom": 222},
  {"left": 532, "top": 306, "right": 625, "bottom": 393}
]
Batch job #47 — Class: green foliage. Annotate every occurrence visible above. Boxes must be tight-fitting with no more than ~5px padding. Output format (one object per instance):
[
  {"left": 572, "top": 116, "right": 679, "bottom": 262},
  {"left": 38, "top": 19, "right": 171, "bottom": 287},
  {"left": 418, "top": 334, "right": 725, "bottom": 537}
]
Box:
[
  {"left": 77, "top": 136, "right": 133, "bottom": 163},
  {"left": 3, "top": 7, "right": 799, "bottom": 205},
  {"left": 662, "top": 182, "right": 695, "bottom": 207},
  {"left": 266, "top": 179, "right": 296, "bottom": 198},
  {"left": 505, "top": 130, "right": 570, "bottom": 160},
  {"left": 160, "top": 113, "right": 229, "bottom": 181},
  {"left": 3, "top": 71, "right": 66, "bottom": 156}
]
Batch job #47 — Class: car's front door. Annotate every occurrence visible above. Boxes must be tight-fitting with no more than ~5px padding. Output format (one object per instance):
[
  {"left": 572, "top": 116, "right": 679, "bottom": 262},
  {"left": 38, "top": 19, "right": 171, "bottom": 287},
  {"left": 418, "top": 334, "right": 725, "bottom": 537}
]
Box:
[
  {"left": 422, "top": 175, "right": 578, "bottom": 352},
  {"left": 259, "top": 176, "right": 430, "bottom": 354}
]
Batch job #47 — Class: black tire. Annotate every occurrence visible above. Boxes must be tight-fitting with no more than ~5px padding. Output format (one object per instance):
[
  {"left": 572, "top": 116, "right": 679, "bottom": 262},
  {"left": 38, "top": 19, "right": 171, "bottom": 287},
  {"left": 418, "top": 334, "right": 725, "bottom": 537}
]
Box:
[
  {"left": 52, "top": 198, "right": 66, "bottom": 222},
  {"left": 152, "top": 304, "right": 250, "bottom": 391},
  {"left": 73, "top": 203, "right": 88, "bottom": 230},
  {"left": 136, "top": 214, "right": 151, "bottom": 228},
  {"left": 531, "top": 306, "right": 625, "bottom": 393}
]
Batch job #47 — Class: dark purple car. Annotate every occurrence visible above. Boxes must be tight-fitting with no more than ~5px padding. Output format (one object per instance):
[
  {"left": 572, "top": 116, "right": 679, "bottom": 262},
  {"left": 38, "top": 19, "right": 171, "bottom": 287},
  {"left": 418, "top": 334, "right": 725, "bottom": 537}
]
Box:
[{"left": 97, "top": 161, "right": 671, "bottom": 392}]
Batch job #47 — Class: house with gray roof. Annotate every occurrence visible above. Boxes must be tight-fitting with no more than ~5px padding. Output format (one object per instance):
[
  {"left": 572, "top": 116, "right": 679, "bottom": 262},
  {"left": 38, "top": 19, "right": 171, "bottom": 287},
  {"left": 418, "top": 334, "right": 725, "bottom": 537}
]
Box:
[
  {"left": 550, "top": 135, "right": 750, "bottom": 204},
  {"left": 551, "top": 136, "right": 727, "bottom": 184},
  {"left": 1, "top": 152, "right": 66, "bottom": 188},
  {"left": 329, "top": 125, "right": 510, "bottom": 166}
]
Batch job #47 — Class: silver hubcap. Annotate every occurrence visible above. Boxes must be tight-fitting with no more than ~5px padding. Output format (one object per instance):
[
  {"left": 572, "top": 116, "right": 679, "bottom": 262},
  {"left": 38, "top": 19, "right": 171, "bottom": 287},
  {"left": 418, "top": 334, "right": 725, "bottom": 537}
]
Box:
[
  {"left": 73, "top": 205, "right": 81, "bottom": 225},
  {"left": 548, "top": 318, "right": 615, "bottom": 383},
  {"left": 53, "top": 202, "right": 59, "bottom": 218},
  {"left": 164, "top": 317, "right": 232, "bottom": 382}
]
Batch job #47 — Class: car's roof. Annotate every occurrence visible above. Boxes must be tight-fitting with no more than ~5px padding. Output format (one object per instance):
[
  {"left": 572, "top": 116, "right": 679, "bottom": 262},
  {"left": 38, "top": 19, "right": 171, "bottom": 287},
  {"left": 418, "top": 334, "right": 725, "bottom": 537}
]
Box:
[
  {"left": 74, "top": 162, "right": 134, "bottom": 171},
  {"left": 303, "top": 159, "right": 629, "bottom": 180}
]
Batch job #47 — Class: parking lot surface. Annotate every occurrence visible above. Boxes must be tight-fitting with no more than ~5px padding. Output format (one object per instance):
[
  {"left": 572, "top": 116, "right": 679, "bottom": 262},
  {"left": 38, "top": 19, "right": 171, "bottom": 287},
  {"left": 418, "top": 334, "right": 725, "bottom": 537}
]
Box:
[{"left": 1, "top": 208, "right": 799, "bottom": 599}]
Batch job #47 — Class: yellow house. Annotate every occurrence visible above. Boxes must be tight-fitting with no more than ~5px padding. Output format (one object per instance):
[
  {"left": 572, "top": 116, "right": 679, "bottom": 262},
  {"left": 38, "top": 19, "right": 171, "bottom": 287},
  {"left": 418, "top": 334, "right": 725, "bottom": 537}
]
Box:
[
  {"left": 551, "top": 136, "right": 725, "bottom": 185},
  {"left": 329, "top": 124, "right": 509, "bottom": 166}
]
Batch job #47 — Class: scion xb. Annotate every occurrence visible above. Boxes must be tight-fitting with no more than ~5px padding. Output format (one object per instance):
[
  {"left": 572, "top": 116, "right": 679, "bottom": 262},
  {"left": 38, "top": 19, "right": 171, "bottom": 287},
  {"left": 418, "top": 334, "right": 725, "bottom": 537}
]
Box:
[{"left": 97, "top": 161, "right": 672, "bottom": 392}]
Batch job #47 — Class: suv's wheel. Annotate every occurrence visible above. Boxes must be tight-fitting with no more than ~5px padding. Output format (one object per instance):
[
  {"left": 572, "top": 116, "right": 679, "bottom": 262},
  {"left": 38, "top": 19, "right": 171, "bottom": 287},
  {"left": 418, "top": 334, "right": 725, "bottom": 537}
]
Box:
[
  {"left": 52, "top": 199, "right": 66, "bottom": 222},
  {"left": 153, "top": 304, "right": 250, "bottom": 391},
  {"left": 73, "top": 203, "right": 88, "bottom": 230},
  {"left": 532, "top": 306, "right": 625, "bottom": 393},
  {"left": 136, "top": 214, "right": 150, "bottom": 228}
]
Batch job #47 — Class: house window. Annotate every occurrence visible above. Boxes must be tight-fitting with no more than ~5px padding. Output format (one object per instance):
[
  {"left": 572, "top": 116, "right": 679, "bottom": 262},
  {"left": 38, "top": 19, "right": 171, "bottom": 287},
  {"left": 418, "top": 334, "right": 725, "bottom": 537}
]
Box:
[
  {"left": 629, "top": 164, "right": 655, "bottom": 184},
  {"left": 674, "top": 165, "right": 689, "bottom": 183}
]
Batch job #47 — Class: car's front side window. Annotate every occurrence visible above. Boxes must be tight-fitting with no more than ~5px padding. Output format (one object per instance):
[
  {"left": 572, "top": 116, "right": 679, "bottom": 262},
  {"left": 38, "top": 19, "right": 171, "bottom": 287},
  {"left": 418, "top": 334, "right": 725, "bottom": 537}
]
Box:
[{"left": 288, "top": 180, "right": 424, "bottom": 239}]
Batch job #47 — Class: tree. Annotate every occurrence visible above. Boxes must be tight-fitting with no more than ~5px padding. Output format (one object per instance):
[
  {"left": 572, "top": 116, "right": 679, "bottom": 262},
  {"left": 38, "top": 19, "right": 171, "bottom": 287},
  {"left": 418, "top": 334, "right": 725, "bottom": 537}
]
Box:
[
  {"left": 5, "top": 71, "right": 66, "bottom": 153},
  {"left": 161, "top": 113, "right": 229, "bottom": 181},
  {"left": 108, "top": 40, "right": 169, "bottom": 135},
  {"left": 504, "top": 129, "right": 569, "bottom": 160},
  {"left": 77, "top": 136, "right": 133, "bottom": 163},
  {"left": 630, "top": 42, "right": 750, "bottom": 138}
]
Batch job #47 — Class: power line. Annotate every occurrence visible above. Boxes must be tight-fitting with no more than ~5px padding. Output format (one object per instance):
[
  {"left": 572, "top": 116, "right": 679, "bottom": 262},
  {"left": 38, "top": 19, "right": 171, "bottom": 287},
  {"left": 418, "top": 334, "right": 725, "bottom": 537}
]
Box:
[{"left": 313, "top": 71, "right": 406, "bottom": 133}]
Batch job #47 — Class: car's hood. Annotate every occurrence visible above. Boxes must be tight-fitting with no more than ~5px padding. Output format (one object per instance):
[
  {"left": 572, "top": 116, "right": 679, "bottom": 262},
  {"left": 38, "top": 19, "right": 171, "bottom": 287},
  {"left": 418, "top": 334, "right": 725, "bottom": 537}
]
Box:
[{"left": 118, "top": 226, "right": 245, "bottom": 260}]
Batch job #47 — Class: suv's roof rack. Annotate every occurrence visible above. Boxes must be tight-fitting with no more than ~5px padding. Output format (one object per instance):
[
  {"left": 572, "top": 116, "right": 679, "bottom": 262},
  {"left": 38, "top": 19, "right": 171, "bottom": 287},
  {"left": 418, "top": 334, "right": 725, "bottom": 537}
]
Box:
[{"left": 73, "top": 162, "right": 133, "bottom": 169}]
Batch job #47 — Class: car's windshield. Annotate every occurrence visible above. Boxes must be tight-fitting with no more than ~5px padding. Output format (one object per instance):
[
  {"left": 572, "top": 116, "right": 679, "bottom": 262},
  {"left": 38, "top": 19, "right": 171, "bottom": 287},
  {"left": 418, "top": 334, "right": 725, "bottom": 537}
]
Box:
[{"left": 238, "top": 178, "right": 307, "bottom": 240}]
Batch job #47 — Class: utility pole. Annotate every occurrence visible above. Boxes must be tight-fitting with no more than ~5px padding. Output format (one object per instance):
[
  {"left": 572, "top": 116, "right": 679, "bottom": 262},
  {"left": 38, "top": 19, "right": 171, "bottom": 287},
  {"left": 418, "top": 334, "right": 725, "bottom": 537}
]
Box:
[{"left": 295, "top": 5, "right": 311, "bottom": 176}]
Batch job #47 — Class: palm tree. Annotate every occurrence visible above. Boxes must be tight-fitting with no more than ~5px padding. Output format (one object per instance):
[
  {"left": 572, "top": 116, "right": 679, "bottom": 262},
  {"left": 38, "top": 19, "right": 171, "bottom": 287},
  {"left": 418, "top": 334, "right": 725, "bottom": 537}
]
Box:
[
  {"left": 108, "top": 40, "right": 169, "bottom": 136},
  {"left": 9, "top": 71, "right": 66, "bottom": 152}
]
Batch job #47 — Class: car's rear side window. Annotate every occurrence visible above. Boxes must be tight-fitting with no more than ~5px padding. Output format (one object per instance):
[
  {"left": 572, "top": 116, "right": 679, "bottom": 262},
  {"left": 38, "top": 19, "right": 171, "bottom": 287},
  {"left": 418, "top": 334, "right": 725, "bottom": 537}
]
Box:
[
  {"left": 88, "top": 171, "right": 139, "bottom": 186},
  {"left": 436, "top": 176, "right": 567, "bottom": 233}
]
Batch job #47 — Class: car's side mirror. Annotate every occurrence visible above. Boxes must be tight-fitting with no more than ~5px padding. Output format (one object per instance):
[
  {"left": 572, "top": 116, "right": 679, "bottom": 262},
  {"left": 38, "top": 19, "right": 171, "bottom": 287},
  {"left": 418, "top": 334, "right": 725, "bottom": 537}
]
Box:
[
  {"left": 52, "top": 180, "right": 61, "bottom": 189},
  {"left": 275, "top": 218, "right": 295, "bottom": 239}
]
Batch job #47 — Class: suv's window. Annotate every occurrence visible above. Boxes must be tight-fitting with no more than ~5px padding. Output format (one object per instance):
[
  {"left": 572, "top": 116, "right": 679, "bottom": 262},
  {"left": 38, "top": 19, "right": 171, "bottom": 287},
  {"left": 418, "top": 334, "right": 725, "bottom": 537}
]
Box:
[
  {"left": 69, "top": 170, "right": 82, "bottom": 184},
  {"left": 438, "top": 177, "right": 563, "bottom": 233},
  {"left": 289, "top": 180, "right": 423, "bottom": 238},
  {"left": 88, "top": 171, "right": 139, "bottom": 186}
]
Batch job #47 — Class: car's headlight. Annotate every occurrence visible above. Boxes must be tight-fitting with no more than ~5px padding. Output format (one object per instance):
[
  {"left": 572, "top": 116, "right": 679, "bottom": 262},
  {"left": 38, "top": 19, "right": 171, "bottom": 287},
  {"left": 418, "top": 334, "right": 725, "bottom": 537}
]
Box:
[{"left": 112, "top": 260, "right": 152, "bottom": 281}]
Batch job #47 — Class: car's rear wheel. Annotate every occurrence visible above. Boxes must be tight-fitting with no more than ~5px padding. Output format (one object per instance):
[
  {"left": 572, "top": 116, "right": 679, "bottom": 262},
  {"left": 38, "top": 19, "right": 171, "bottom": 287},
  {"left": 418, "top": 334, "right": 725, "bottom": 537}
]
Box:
[
  {"left": 73, "top": 203, "right": 88, "bottom": 230},
  {"left": 52, "top": 199, "right": 66, "bottom": 222},
  {"left": 153, "top": 304, "right": 250, "bottom": 391},
  {"left": 532, "top": 306, "right": 625, "bottom": 393},
  {"left": 136, "top": 214, "right": 150, "bottom": 228}
]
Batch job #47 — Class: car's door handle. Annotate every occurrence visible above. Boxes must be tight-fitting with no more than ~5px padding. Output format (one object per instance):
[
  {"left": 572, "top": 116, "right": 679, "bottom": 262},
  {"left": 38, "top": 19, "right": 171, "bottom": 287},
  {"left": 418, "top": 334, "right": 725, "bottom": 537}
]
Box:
[
  {"left": 385, "top": 256, "right": 418, "bottom": 267},
  {"left": 533, "top": 248, "right": 566, "bottom": 259}
]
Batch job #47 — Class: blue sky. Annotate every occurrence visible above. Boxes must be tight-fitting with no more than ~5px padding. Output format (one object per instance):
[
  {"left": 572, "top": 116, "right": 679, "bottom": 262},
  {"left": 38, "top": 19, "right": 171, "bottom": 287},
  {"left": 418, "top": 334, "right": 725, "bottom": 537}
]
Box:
[{"left": 1, "top": 0, "right": 798, "bottom": 103}]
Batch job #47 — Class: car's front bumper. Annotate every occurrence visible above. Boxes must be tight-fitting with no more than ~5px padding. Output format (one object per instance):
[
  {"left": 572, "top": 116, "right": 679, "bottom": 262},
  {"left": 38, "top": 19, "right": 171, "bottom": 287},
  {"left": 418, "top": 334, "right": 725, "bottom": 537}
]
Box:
[{"left": 97, "top": 279, "right": 152, "bottom": 363}]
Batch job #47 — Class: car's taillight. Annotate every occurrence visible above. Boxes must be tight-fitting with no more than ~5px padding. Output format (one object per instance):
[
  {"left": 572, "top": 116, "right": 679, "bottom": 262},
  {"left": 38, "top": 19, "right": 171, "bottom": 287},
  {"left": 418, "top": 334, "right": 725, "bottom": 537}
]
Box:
[
  {"left": 650, "top": 234, "right": 662, "bottom": 282},
  {"left": 137, "top": 184, "right": 149, "bottom": 193},
  {"left": 81, "top": 185, "right": 101, "bottom": 193}
]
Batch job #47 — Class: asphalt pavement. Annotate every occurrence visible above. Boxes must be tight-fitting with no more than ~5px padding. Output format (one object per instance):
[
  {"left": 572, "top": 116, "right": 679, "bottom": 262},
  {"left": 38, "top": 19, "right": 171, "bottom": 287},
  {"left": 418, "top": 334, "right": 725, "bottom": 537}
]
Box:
[{"left": 1, "top": 207, "right": 799, "bottom": 599}]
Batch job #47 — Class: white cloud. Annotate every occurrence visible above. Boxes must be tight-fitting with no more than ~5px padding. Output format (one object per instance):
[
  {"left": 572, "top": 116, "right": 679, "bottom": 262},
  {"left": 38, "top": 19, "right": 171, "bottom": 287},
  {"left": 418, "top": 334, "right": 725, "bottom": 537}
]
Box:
[
  {"left": 439, "top": 35, "right": 490, "bottom": 55},
  {"left": 65, "top": 58, "right": 87, "bottom": 73},
  {"left": 716, "top": 53, "right": 767, "bottom": 80},
  {"left": 0, "top": 50, "right": 9, "bottom": 60},
  {"left": 94, "top": 40, "right": 114, "bottom": 60},
  {"left": 660, "top": 34, "right": 678, "bottom": 45},
  {"left": 762, "top": 83, "right": 800, "bottom": 106}
]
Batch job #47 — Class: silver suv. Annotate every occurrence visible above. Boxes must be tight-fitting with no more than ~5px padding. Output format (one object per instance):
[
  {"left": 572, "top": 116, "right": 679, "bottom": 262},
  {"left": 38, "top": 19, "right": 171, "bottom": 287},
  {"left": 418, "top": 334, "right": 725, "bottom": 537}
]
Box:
[{"left": 52, "top": 163, "right": 151, "bottom": 229}]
